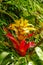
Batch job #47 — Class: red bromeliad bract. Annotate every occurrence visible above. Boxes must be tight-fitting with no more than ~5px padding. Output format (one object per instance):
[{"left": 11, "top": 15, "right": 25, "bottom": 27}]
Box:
[{"left": 4, "top": 28, "right": 36, "bottom": 56}]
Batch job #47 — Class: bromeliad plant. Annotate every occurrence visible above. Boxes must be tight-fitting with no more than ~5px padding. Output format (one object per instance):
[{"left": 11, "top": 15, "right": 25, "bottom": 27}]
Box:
[{"left": 3, "top": 18, "right": 36, "bottom": 56}]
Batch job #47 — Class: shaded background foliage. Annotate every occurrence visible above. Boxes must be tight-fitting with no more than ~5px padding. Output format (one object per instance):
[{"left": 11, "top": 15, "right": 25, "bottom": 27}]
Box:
[{"left": 0, "top": 0, "right": 43, "bottom": 65}]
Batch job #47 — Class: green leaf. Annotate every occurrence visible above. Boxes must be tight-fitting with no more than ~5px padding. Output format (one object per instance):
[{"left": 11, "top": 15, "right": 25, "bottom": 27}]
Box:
[
  {"left": 35, "top": 47, "right": 43, "bottom": 61},
  {"left": 0, "top": 52, "right": 9, "bottom": 64}
]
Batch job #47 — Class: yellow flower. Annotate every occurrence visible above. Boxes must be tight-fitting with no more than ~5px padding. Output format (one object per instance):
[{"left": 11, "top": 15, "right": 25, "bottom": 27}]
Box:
[{"left": 9, "top": 18, "right": 36, "bottom": 40}]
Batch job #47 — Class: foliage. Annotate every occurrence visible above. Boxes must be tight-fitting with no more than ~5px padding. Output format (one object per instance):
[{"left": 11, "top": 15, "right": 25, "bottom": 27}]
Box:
[{"left": 0, "top": 0, "right": 43, "bottom": 65}]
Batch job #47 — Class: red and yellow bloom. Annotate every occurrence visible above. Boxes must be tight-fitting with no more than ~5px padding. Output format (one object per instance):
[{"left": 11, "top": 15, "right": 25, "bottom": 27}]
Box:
[{"left": 3, "top": 18, "right": 36, "bottom": 56}]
